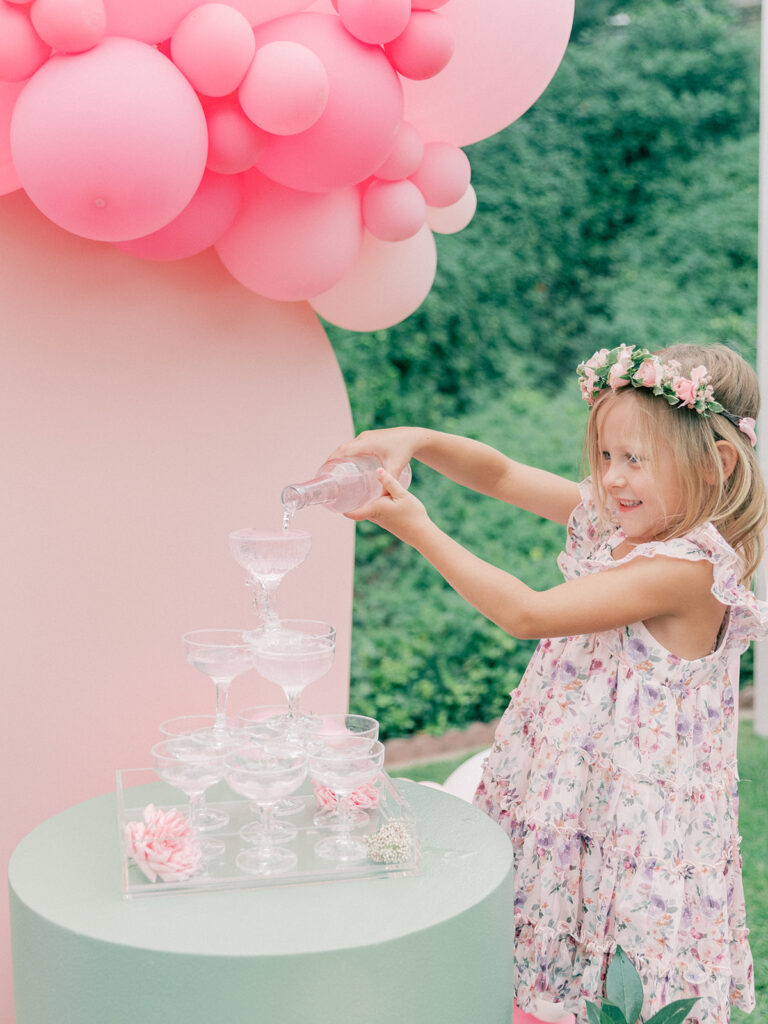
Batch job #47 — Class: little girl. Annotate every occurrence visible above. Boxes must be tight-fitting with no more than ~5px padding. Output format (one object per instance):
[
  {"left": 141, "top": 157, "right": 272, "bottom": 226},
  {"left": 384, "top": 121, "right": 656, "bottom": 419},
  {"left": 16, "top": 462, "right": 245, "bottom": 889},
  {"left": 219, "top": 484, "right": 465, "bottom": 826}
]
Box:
[{"left": 330, "top": 343, "right": 768, "bottom": 1024}]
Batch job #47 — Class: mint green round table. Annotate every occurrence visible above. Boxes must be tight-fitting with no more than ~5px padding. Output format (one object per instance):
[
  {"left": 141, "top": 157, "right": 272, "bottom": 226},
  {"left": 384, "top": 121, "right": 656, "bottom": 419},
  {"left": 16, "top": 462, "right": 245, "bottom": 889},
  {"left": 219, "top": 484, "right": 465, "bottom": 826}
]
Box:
[{"left": 9, "top": 780, "right": 514, "bottom": 1024}]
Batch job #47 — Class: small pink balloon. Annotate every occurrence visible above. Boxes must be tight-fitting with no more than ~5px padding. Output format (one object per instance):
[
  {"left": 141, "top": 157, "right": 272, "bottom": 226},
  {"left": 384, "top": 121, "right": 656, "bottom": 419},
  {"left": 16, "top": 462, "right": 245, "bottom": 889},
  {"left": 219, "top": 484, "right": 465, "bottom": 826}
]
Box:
[
  {"left": 337, "top": 0, "right": 411, "bottom": 45},
  {"left": 171, "top": 3, "right": 256, "bottom": 97},
  {"left": 411, "top": 0, "right": 450, "bottom": 8},
  {"left": 410, "top": 140, "right": 470, "bottom": 207},
  {"left": 114, "top": 170, "right": 243, "bottom": 261},
  {"left": 0, "top": 4, "right": 51, "bottom": 82},
  {"left": 383, "top": 10, "right": 454, "bottom": 81},
  {"left": 252, "top": 12, "right": 403, "bottom": 193},
  {"left": 363, "top": 178, "right": 425, "bottom": 241},
  {"left": 102, "top": 0, "right": 316, "bottom": 44},
  {"left": 373, "top": 119, "right": 423, "bottom": 180},
  {"left": 204, "top": 96, "right": 269, "bottom": 174},
  {"left": 215, "top": 168, "right": 363, "bottom": 301},
  {"left": 0, "top": 79, "right": 25, "bottom": 194},
  {"left": 425, "top": 183, "right": 476, "bottom": 234},
  {"left": 310, "top": 224, "right": 436, "bottom": 331},
  {"left": 30, "top": 0, "right": 106, "bottom": 54},
  {"left": 10, "top": 38, "right": 208, "bottom": 241},
  {"left": 239, "top": 40, "right": 328, "bottom": 136}
]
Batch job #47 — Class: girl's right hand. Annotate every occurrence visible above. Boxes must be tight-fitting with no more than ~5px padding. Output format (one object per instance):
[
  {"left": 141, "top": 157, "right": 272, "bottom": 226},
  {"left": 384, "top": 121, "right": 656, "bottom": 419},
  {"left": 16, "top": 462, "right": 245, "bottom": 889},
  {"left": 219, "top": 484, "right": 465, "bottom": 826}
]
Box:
[
  {"left": 328, "top": 427, "right": 422, "bottom": 480},
  {"left": 345, "top": 467, "right": 430, "bottom": 545}
]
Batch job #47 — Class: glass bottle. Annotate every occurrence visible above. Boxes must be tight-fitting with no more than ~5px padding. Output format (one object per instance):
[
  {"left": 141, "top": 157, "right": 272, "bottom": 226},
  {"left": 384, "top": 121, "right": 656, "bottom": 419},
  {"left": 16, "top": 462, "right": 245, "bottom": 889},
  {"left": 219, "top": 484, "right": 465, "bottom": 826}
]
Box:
[{"left": 281, "top": 455, "right": 412, "bottom": 516}]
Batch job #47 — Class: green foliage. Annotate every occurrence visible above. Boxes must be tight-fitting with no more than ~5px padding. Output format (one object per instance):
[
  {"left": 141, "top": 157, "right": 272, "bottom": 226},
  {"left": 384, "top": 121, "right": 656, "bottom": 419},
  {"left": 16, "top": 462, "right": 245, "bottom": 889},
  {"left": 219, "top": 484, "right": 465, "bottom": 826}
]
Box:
[{"left": 586, "top": 946, "right": 698, "bottom": 1024}]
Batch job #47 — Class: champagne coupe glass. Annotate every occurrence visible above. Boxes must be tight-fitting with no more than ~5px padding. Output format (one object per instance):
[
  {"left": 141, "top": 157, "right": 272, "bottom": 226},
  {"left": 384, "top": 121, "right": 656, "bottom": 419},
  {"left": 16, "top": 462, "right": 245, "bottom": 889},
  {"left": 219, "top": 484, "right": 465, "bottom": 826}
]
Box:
[
  {"left": 248, "top": 619, "right": 335, "bottom": 727},
  {"left": 182, "top": 629, "right": 255, "bottom": 736},
  {"left": 234, "top": 706, "right": 304, "bottom": 835},
  {"left": 151, "top": 737, "right": 229, "bottom": 861},
  {"left": 308, "top": 739, "right": 385, "bottom": 862},
  {"left": 159, "top": 714, "right": 245, "bottom": 832},
  {"left": 304, "top": 715, "right": 380, "bottom": 830},
  {"left": 225, "top": 743, "right": 307, "bottom": 876},
  {"left": 229, "top": 528, "right": 312, "bottom": 628}
]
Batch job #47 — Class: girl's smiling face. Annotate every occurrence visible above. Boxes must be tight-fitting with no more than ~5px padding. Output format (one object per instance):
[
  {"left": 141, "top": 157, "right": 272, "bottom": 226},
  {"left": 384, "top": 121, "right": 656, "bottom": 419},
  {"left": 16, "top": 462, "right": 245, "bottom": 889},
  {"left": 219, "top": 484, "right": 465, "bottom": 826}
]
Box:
[{"left": 597, "top": 396, "right": 685, "bottom": 545}]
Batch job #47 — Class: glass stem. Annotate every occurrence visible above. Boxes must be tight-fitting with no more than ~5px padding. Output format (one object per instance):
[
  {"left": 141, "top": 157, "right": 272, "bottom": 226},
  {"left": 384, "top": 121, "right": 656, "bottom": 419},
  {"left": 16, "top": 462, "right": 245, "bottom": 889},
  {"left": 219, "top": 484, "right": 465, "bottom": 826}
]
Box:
[
  {"left": 261, "top": 580, "right": 281, "bottom": 628},
  {"left": 260, "top": 802, "right": 276, "bottom": 848},
  {"left": 213, "top": 678, "right": 231, "bottom": 732},
  {"left": 188, "top": 791, "right": 203, "bottom": 831},
  {"left": 286, "top": 689, "right": 301, "bottom": 721},
  {"left": 336, "top": 792, "right": 353, "bottom": 838}
]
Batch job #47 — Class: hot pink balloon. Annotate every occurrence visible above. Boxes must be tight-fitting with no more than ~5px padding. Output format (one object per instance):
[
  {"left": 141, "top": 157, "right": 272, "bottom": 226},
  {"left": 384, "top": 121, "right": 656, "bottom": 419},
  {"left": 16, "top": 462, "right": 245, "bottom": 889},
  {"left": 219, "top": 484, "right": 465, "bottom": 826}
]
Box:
[
  {"left": 101, "top": 0, "right": 316, "bottom": 44},
  {"left": 0, "top": 79, "right": 24, "bottom": 194},
  {"left": 30, "top": 0, "right": 106, "bottom": 54},
  {"left": 373, "top": 119, "right": 423, "bottom": 180},
  {"left": 337, "top": 0, "right": 411, "bottom": 45},
  {"left": 171, "top": 4, "right": 256, "bottom": 97},
  {"left": 215, "top": 168, "right": 363, "bottom": 300},
  {"left": 310, "top": 225, "right": 437, "bottom": 331},
  {"left": 426, "top": 183, "right": 476, "bottom": 234},
  {"left": 114, "top": 170, "right": 243, "bottom": 261},
  {"left": 383, "top": 10, "right": 454, "bottom": 81},
  {"left": 10, "top": 38, "right": 208, "bottom": 241},
  {"left": 400, "top": 0, "right": 574, "bottom": 146},
  {"left": 0, "top": 4, "right": 51, "bottom": 82},
  {"left": 205, "top": 96, "right": 269, "bottom": 174},
  {"left": 363, "top": 178, "right": 425, "bottom": 241},
  {"left": 410, "top": 141, "right": 470, "bottom": 207},
  {"left": 252, "top": 12, "right": 403, "bottom": 193},
  {"left": 239, "top": 40, "right": 329, "bottom": 136}
]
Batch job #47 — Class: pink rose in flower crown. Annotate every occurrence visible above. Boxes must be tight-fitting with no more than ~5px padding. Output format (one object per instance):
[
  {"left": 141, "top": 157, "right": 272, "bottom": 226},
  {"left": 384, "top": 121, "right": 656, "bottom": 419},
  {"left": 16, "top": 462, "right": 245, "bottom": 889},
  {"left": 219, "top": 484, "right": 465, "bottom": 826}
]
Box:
[
  {"left": 635, "top": 358, "right": 664, "bottom": 389},
  {"left": 125, "top": 803, "right": 203, "bottom": 883},
  {"left": 672, "top": 375, "right": 697, "bottom": 407},
  {"left": 313, "top": 781, "right": 380, "bottom": 810},
  {"left": 608, "top": 345, "right": 633, "bottom": 389}
]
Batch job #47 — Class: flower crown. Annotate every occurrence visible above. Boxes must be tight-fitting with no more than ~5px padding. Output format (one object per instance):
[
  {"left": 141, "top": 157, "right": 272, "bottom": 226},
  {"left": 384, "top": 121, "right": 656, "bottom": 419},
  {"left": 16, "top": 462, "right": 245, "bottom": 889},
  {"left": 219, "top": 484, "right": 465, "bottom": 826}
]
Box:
[{"left": 577, "top": 344, "right": 757, "bottom": 446}]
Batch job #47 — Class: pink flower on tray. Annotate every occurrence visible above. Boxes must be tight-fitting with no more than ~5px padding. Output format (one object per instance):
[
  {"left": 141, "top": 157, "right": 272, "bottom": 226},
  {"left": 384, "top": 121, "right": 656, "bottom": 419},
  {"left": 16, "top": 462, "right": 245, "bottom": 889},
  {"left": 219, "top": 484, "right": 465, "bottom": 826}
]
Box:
[
  {"left": 313, "top": 781, "right": 380, "bottom": 810},
  {"left": 125, "top": 803, "right": 203, "bottom": 883}
]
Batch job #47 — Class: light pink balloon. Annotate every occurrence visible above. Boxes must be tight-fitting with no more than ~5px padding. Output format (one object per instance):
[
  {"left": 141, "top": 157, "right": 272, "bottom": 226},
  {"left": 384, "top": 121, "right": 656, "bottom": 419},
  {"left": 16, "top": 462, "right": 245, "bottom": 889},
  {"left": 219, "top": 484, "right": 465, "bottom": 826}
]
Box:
[
  {"left": 0, "top": 79, "right": 24, "bottom": 194},
  {"left": 252, "top": 12, "right": 403, "bottom": 193},
  {"left": 239, "top": 40, "right": 328, "bottom": 136},
  {"left": 411, "top": 0, "right": 450, "bottom": 8},
  {"left": 383, "top": 10, "right": 454, "bottom": 81},
  {"left": 410, "top": 140, "right": 469, "bottom": 207},
  {"left": 310, "top": 224, "right": 437, "bottom": 331},
  {"left": 171, "top": 4, "right": 256, "bottom": 97},
  {"left": 373, "top": 119, "right": 423, "bottom": 180},
  {"left": 363, "top": 178, "right": 425, "bottom": 241},
  {"left": 204, "top": 96, "right": 269, "bottom": 174},
  {"left": 400, "top": 0, "right": 574, "bottom": 146},
  {"left": 101, "top": 0, "right": 316, "bottom": 44},
  {"left": 0, "top": 4, "right": 51, "bottom": 82},
  {"left": 10, "top": 38, "right": 208, "bottom": 241},
  {"left": 337, "top": 0, "right": 411, "bottom": 45},
  {"left": 425, "top": 183, "right": 476, "bottom": 234},
  {"left": 30, "top": 0, "right": 106, "bottom": 54},
  {"left": 215, "top": 168, "right": 363, "bottom": 300},
  {"left": 114, "top": 170, "right": 243, "bottom": 261}
]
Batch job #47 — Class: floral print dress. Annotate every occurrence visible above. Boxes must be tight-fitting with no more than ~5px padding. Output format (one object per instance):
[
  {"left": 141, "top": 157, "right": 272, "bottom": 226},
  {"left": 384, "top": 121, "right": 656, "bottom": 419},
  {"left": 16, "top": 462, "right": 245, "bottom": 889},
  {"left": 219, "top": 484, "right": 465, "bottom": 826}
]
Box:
[{"left": 473, "top": 479, "right": 766, "bottom": 1023}]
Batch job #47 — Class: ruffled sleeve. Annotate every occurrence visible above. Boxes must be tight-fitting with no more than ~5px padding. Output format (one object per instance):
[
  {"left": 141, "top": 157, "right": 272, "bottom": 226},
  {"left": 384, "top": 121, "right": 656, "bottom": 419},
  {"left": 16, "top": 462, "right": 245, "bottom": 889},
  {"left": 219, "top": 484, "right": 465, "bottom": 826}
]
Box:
[{"left": 557, "top": 477, "right": 615, "bottom": 580}]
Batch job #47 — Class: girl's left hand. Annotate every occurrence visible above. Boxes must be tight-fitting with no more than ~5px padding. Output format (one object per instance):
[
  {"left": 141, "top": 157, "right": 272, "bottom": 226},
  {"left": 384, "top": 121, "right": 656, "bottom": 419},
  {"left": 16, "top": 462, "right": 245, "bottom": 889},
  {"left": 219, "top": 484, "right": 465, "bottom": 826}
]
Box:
[{"left": 346, "top": 468, "right": 429, "bottom": 544}]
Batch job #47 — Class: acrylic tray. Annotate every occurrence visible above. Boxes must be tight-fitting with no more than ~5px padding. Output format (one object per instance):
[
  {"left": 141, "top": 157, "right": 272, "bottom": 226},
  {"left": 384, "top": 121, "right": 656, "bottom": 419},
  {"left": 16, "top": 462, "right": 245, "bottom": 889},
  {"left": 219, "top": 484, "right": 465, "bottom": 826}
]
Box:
[{"left": 116, "top": 768, "right": 421, "bottom": 899}]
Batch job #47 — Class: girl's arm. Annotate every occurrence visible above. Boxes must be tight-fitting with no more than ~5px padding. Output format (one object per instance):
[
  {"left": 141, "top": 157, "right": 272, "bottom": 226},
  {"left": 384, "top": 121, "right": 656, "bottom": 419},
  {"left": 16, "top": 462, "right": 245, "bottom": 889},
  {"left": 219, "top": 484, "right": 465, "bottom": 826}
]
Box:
[
  {"left": 330, "top": 427, "right": 580, "bottom": 525},
  {"left": 355, "top": 470, "right": 720, "bottom": 654}
]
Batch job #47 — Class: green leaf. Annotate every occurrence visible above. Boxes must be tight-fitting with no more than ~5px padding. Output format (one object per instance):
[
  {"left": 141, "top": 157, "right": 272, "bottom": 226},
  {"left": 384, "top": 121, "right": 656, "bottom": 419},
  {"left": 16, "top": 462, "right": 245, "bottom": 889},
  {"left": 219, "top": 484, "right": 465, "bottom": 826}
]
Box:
[
  {"left": 600, "top": 1002, "right": 630, "bottom": 1024},
  {"left": 605, "top": 946, "right": 644, "bottom": 1024},
  {"left": 586, "top": 1000, "right": 603, "bottom": 1024},
  {"left": 644, "top": 997, "right": 699, "bottom": 1024}
]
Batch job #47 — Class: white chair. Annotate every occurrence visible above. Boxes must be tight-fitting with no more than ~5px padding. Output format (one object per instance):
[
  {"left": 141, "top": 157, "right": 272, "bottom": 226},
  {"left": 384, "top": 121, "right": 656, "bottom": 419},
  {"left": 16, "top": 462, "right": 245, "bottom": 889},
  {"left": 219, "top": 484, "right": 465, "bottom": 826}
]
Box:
[{"left": 441, "top": 748, "right": 490, "bottom": 802}]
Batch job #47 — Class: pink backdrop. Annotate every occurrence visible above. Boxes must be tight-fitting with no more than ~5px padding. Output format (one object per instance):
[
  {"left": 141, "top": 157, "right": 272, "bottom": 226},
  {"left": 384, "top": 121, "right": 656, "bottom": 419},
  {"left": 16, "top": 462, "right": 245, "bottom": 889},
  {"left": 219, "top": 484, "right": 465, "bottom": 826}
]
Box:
[{"left": 0, "top": 189, "right": 356, "bottom": 1023}]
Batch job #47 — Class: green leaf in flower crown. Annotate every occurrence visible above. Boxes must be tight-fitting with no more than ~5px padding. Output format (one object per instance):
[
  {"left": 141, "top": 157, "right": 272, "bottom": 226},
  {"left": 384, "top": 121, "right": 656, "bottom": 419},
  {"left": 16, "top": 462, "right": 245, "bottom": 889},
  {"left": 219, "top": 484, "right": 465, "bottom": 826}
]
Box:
[
  {"left": 605, "top": 946, "right": 644, "bottom": 1024},
  {"left": 643, "top": 997, "right": 699, "bottom": 1024}
]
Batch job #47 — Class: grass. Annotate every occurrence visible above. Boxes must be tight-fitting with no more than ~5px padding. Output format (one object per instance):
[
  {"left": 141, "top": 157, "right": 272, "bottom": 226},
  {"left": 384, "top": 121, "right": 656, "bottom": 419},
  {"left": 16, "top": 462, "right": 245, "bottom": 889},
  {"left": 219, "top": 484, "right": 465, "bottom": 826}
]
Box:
[{"left": 391, "top": 722, "right": 768, "bottom": 1019}]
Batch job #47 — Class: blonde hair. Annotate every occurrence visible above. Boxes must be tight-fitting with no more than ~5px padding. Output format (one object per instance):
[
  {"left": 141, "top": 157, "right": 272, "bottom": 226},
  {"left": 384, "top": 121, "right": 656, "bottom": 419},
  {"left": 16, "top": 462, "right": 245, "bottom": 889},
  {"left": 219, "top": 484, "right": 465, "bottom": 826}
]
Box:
[{"left": 585, "top": 343, "right": 767, "bottom": 584}]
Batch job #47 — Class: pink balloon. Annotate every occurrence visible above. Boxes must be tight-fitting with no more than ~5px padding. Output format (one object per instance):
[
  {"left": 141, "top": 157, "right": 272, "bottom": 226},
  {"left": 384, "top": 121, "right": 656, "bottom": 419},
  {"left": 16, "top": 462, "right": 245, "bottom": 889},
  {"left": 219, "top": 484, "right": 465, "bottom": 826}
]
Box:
[
  {"left": 101, "top": 0, "right": 316, "bottom": 44},
  {"left": 171, "top": 4, "right": 256, "bottom": 97},
  {"left": 410, "top": 141, "right": 470, "bottom": 207},
  {"left": 252, "top": 12, "right": 403, "bottom": 193},
  {"left": 310, "top": 225, "right": 437, "bottom": 331},
  {"left": 0, "top": 4, "right": 51, "bottom": 82},
  {"left": 400, "top": 0, "right": 574, "bottom": 146},
  {"left": 337, "top": 0, "right": 411, "bottom": 45},
  {"left": 0, "top": 79, "right": 24, "bottom": 194},
  {"left": 215, "top": 168, "right": 363, "bottom": 300},
  {"left": 411, "top": 0, "right": 450, "bottom": 8},
  {"left": 10, "top": 38, "right": 208, "bottom": 241},
  {"left": 426, "top": 183, "right": 476, "bottom": 234},
  {"left": 30, "top": 0, "right": 106, "bottom": 54},
  {"left": 239, "top": 41, "right": 328, "bottom": 136},
  {"left": 114, "top": 170, "right": 243, "bottom": 261},
  {"left": 204, "top": 96, "right": 269, "bottom": 174},
  {"left": 363, "top": 178, "right": 425, "bottom": 241},
  {"left": 373, "top": 119, "right": 423, "bottom": 180},
  {"left": 383, "top": 10, "right": 454, "bottom": 81}
]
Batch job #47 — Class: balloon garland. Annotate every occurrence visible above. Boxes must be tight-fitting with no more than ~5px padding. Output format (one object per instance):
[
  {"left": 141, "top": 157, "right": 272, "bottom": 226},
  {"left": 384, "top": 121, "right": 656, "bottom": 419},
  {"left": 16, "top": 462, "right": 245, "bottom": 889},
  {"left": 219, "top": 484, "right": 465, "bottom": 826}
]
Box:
[{"left": 0, "top": 0, "right": 574, "bottom": 331}]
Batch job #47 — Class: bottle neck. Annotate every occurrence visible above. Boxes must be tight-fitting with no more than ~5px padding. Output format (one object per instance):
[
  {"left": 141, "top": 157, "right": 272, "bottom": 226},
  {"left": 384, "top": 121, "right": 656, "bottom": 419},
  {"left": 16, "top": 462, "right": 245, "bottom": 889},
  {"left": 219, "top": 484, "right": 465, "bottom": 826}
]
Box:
[{"left": 281, "top": 474, "right": 339, "bottom": 512}]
